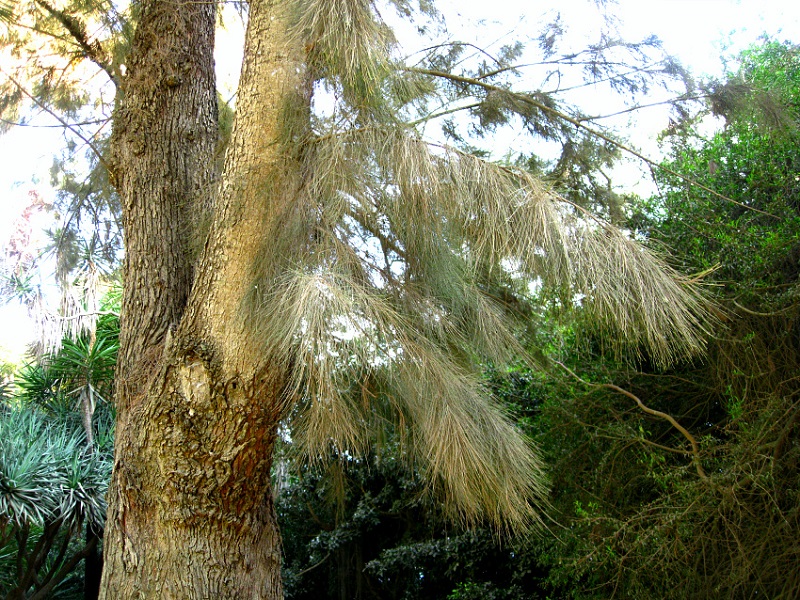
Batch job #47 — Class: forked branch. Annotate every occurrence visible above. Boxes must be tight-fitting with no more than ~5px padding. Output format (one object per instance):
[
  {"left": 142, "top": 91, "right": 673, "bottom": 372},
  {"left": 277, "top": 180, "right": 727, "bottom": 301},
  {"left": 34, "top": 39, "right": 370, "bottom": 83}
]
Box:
[{"left": 555, "top": 361, "right": 708, "bottom": 479}]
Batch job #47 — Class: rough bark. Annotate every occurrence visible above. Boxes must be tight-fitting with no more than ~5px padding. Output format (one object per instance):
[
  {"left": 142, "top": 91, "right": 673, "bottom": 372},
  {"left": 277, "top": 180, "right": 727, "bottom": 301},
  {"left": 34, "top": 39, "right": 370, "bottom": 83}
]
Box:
[
  {"left": 109, "top": 0, "right": 218, "bottom": 414},
  {"left": 100, "top": 0, "right": 306, "bottom": 597}
]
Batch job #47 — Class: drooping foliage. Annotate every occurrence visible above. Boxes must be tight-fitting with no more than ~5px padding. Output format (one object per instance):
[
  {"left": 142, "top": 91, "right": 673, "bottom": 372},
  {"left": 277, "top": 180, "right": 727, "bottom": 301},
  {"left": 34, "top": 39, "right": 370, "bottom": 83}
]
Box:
[
  {"left": 276, "top": 39, "right": 800, "bottom": 600},
  {"left": 277, "top": 366, "right": 552, "bottom": 600},
  {"left": 231, "top": 0, "right": 712, "bottom": 535}
]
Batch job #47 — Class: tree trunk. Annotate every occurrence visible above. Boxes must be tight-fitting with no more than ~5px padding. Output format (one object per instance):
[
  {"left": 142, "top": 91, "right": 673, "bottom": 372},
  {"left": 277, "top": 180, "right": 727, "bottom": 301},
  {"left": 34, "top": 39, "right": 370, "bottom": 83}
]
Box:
[
  {"left": 83, "top": 524, "right": 102, "bottom": 600},
  {"left": 100, "top": 0, "right": 306, "bottom": 597}
]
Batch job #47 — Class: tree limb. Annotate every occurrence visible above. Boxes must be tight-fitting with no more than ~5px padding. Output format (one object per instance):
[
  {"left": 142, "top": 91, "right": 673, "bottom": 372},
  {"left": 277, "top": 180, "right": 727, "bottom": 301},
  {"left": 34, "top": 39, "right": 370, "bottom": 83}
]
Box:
[
  {"left": 406, "top": 67, "right": 779, "bottom": 220},
  {"left": 0, "top": 67, "right": 113, "bottom": 176},
  {"left": 554, "top": 361, "right": 708, "bottom": 479},
  {"left": 33, "top": 0, "right": 119, "bottom": 87},
  {"left": 28, "top": 535, "right": 98, "bottom": 600},
  {"left": 732, "top": 300, "right": 797, "bottom": 318},
  {"left": 293, "top": 552, "right": 330, "bottom": 578}
]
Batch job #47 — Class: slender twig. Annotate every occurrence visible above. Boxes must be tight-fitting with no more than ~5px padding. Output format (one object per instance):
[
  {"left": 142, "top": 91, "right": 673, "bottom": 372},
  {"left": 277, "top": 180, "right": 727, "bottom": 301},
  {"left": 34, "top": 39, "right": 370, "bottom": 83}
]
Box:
[
  {"left": 293, "top": 552, "right": 331, "bottom": 578},
  {"left": 732, "top": 300, "right": 797, "bottom": 318},
  {"left": 407, "top": 67, "right": 779, "bottom": 219},
  {"left": 406, "top": 42, "right": 503, "bottom": 70},
  {"left": 409, "top": 101, "right": 482, "bottom": 126},
  {"left": 544, "top": 59, "right": 678, "bottom": 94},
  {"left": 1, "top": 116, "right": 109, "bottom": 128},
  {"left": 477, "top": 57, "right": 656, "bottom": 81},
  {"left": 579, "top": 95, "right": 706, "bottom": 123},
  {"left": 554, "top": 360, "right": 708, "bottom": 479},
  {"left": 636, "top": 437, "right": 693, "bottom": 455}
]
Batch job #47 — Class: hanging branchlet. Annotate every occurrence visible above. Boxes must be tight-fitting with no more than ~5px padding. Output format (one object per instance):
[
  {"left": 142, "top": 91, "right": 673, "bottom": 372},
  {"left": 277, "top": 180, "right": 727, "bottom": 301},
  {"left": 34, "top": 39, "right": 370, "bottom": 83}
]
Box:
[
  {"left": 289, "top": 0, "right": 395, "bottom": 115},
  {"left": 241, "top": 108, "right": 714, "bottom": 532},
  {"left": 570, "top": 224, "right": 712, "bottom": 367},
  {"left": 256, "top": 259, "right": 549, "bottom": 532}
]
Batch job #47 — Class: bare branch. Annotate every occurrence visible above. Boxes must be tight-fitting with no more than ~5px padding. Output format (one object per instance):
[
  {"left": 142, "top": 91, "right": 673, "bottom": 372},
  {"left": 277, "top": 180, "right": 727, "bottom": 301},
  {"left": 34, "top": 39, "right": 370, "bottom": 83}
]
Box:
[
  {"left": 578, "top": 95, "right": 705, "bottom": 123},
  {"left": 0, "top": 67, "right": 113, "bottom": 176},
  {"left": 554, "top": 360, "right": 707, "bottom": 479}
]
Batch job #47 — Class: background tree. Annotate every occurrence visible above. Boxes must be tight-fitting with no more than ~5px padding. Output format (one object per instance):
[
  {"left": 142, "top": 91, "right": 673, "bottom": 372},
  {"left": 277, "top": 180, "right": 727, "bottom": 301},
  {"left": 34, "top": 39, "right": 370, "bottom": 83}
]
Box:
[
  {"left": 534, "top": 39, "right": 800, "bottom": 599},
  {"left": 278, "top": 366, "right": 551, "bottom": 600}
]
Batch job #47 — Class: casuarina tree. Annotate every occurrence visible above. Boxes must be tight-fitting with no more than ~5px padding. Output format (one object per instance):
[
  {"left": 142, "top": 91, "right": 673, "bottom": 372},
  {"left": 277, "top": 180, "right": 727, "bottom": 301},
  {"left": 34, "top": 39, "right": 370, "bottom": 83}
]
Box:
[{"left": 2, "top": 0, "right": 712, "bottom": 597}]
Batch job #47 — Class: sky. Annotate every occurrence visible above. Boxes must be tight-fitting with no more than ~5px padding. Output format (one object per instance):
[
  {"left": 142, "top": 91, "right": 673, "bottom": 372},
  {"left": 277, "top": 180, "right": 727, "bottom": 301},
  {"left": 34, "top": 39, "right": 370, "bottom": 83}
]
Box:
[
  {"left": 1, "top": 0, "right": 799, "bottom": 362},
  {"left": 437, "top": 0, "right": 800, "bottom": 77}
]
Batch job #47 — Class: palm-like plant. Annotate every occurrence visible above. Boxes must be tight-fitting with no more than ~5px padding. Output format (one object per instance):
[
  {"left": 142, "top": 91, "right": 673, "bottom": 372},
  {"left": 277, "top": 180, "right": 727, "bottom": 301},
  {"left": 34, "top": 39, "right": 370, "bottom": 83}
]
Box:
[
  {"left": 0, "top": 410, "right": 58, "bottom": 529},
  {"left": 0, "top": 407, "right": 111, "bottom": 599},
  {"left": 2, "top": 312, "right": 117, "bottom": 598},
  {"left": 16, "top": 313, "right": 118, "bottom": 444}
]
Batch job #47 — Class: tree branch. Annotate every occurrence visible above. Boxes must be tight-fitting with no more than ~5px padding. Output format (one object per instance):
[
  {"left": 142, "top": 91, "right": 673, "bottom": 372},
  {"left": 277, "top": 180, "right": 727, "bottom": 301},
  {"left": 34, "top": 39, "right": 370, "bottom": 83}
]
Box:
[
  {"left": 293, "top": 552, "right": 330, "bottom": 578},
  {"left": 732, "top": 300, "right": 797, "bottom": 318},
  {"left": 554, "top": 361, "right": 708, "bottom": 479},
  {"left": 0, "top": 67, "right": 113, "bottom": 176},
  {"left": 409, "top": 101, "right": 482, "bottom": 126},
  {"left": 406, "top": 67, "right": 779, "bottom": 219},
  {"left": 1, "top": 116, "right": 109, "bottom": 128},
  {"left": 578, "top": 95, "right": 705, "bottom": 123},
  {"left": 33, "top": 0, "right": 119, "bottom": 87},
  {"left": 28, "top": 535, "right": 98, "bottom": 600}
]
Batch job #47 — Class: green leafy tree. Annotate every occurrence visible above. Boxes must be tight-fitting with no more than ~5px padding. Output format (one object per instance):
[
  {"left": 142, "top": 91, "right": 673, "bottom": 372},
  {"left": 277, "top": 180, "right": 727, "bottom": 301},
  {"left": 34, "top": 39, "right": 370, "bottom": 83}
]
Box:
[
  {"left": 644, "top": 40, "right": 800, "bottom": 302},
  {"left": 536, "top": 40, "right": 800, "bottom": 600}
]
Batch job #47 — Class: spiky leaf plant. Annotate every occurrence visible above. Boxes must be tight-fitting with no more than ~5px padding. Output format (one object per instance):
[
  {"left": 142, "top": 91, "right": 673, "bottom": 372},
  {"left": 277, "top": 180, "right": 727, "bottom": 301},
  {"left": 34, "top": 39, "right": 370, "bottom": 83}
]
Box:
[
  {"left": 0, "top": 406, "right": 111, "bottom": 598},
  {"left": 244, "top": 0, "right": 715, "bottom": 534},
  {"left": 16, "top": 311, "right": 118, "bottom": 446},
  {"left": 0, "top": 409, "right": 59, "bottom": 527}
]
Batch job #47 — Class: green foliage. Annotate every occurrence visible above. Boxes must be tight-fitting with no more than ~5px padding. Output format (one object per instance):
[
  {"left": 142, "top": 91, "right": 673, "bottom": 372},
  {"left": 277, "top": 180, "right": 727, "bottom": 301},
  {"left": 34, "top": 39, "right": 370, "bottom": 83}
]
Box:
[
  {"left": 533, "top": 362, "right": 800, "bottom": 599},
  {"left": 644, "top": 40, "right": 800, "bottom": 303},
  {"left": 0, "top": 405, "right": 112, "bottom": 598},
  {"left": 15, "top": 311, "right": 117, "bottom": 426},
  {"left": 534, "top": 40, "right": 800, "bottom": 599},
  {"left": 280, "top": 455, "right": 546, "bottom": 599}
]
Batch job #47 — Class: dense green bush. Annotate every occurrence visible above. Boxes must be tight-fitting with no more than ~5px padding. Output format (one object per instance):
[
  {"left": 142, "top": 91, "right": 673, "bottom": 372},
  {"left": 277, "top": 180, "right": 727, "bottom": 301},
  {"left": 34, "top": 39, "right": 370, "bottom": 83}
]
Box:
[{"left": 533, "top": 39, "right": 800, "bottom": 599}]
